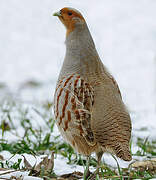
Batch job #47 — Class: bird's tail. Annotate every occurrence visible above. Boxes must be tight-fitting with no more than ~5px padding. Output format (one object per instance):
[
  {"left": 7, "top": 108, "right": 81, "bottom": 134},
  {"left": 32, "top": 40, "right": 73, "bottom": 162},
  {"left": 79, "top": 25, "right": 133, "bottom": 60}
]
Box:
[{"left": 114, "top": 142, "right": 132, "bottom": 161}]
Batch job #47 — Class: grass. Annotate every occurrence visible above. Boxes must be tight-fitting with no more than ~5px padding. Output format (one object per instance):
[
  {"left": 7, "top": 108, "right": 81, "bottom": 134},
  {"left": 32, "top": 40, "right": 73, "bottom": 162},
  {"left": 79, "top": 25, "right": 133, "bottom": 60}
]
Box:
[{"left": 0, "top": 97, "right": 156, "bottom": 179}]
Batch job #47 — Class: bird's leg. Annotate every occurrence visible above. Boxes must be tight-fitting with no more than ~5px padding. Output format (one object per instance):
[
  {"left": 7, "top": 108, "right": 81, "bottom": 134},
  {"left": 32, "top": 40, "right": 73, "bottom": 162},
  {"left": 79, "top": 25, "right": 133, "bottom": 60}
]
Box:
[
  {"left": 96, "top": 151, "right": 103, "bottom": 174},
  {"left": 89, "top": 151, "right": 103, "bottom": 180},
  {"left": 83, "top": 156, "right": 91, "bottom": 180}
]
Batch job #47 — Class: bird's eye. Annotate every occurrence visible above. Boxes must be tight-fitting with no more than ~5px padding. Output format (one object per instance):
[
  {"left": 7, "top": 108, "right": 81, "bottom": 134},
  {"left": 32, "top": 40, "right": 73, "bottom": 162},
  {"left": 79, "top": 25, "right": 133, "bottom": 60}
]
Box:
[{"left": 68, "top": 12, "right": 73, "bottom": 16}]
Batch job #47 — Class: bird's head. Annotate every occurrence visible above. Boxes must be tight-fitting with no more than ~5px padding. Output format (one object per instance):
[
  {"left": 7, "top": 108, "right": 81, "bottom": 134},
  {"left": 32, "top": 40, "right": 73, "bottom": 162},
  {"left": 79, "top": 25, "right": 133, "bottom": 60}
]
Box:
[{"left": 53, "top": 7, "right": 85, "bottom": 36}]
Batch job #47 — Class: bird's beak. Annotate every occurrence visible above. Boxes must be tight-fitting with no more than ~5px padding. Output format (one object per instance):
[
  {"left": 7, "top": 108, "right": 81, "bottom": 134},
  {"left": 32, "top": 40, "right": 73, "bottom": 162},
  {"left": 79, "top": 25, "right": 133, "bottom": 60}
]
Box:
[{"left": 53, "top": 11, "right": 62, "bottom": 17}]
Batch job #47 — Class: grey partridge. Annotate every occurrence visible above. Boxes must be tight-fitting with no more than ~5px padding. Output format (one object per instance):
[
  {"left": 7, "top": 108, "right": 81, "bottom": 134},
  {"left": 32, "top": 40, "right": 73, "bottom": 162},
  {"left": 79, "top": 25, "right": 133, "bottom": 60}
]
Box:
[{"left": 53, "top": 7, "right": 132, "bottom": 178}]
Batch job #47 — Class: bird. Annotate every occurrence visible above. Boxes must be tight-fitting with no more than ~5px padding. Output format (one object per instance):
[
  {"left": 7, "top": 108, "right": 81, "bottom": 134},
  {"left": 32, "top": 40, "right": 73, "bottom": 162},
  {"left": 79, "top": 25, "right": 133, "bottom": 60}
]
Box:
[{"left": 53, "top": 7, "right": 132, "bottom": 179}]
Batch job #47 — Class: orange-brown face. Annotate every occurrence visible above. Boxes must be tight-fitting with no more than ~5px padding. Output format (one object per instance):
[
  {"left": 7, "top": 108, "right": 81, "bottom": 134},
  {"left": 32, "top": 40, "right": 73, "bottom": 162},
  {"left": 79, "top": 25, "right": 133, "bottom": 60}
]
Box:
[{"left": 53, "top": 7, "right": 85, "bottom": 36}]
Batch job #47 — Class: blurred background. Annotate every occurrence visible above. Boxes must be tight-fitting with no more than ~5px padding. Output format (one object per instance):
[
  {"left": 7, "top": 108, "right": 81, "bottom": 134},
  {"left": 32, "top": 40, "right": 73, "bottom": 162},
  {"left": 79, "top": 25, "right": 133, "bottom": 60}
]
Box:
[{"left": 0, "top": 0, "right": 156, "bottom": 138}]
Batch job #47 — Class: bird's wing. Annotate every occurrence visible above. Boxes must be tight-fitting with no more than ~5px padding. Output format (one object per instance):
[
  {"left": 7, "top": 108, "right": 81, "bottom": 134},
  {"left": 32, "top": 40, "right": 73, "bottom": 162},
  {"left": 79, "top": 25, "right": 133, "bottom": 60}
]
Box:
[
  {"left": 102, "top": 65, "right": 122, "bottom": 99},
  {"left": 107, "top": 74, "right": 122, "bottom": 98},
  {"left": 91, "top": 81, "right": 132, "bottom": 161},
  {"left": 54, "top": 74, "right": 96, "bottom": 146}
]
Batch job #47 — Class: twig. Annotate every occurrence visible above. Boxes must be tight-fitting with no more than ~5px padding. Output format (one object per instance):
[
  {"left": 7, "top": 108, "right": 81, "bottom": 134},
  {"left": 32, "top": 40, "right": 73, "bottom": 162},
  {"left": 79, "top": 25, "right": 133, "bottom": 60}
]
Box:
[{"left": 0, "top": 169, "right": 21, "bottom": 176}]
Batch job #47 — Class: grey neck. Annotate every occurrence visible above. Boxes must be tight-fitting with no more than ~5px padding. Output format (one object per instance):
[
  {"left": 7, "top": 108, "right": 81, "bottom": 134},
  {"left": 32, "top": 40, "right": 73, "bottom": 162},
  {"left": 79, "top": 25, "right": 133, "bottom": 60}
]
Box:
[{"left": 58, "top": 23, "right": 103, "bottom": 80}]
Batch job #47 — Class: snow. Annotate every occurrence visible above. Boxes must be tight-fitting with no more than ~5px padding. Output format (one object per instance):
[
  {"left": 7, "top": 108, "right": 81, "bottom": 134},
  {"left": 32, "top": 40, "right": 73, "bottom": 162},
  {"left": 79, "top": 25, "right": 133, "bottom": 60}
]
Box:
[
  {"left": 0, "top": 151, "right": 131, "bottom": 179},
  {"left": 0, "top": 0, "right": 156, "bottom": 132},
  {"left": 0, "top": 170, "right": 42, "bottom": 180},
  {"left": 0, "top": 0, "right": 156, "bottom": 179}
]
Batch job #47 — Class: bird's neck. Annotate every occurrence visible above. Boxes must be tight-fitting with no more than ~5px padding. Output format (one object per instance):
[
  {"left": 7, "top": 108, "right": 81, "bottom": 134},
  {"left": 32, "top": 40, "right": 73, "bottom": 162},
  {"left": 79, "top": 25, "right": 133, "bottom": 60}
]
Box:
[{"left": 59, "top": 24, "right": 104, "bottom": 81}]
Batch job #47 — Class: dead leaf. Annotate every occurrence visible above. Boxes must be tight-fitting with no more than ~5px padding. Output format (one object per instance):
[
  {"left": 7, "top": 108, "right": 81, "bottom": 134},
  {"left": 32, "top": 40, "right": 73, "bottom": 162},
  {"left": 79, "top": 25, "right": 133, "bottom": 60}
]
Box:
[
  {"left": 21, "top": 151, "right": 55, "bottom": 178},
  {"left": 130, "top": 158, "right": 156, "bottom": 172},
  {"left": 10, "top": 175, "right": 23, "bottom": 180},
  {"left": 34, "top": 151, "right": 54, "bottom": 174},
  {"left": 60, "top": 171, "right": 83, "bottom": 180},
  {"left": 0, "top": 168, "right": 8, "bottom": 171},
  {"left": 34, "top": 155, "right": 49, "bottom": 172},
  {"left": 0, "top": 120, "right": 11, "bottom": 131},
  {"left": 22, "top": 155, "right": 32, "bottom": 170},
  {"left": 0, "top": 155, "right": 4, "bottom": 161},
  {"left": 47, "top": 151, "right": 54, "bottom": 172}
]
